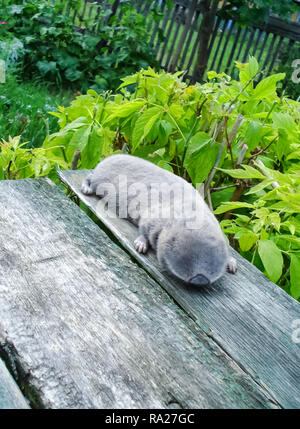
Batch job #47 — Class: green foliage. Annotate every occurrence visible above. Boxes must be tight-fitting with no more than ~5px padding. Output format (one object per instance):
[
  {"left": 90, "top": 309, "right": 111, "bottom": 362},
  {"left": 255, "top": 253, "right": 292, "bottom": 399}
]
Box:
[
  {"left": 217, "top": 162, "right": 300, "bottom": 300},
  {"left": 0, "top": 135, "right": 68, "bottom": 180},
  {"left": 43, "top": 58, "right": 299, "bottom": 180},
  {"left": 1, "top": 0, "right": 157, "bottom": 91},
  {"left": 219, "top": 0, "right": 298, "bottom": 25},
  {"left": 42, "top": 59, "right": 300, "bottom": 299},
  {"left": 275, "top": 41, "right": 300, "bottom": 101}
]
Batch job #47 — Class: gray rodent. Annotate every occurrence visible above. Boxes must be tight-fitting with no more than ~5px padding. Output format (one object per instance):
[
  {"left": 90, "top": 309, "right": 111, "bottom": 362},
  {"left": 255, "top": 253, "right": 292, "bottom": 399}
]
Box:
[{"left": 81, "top": 154, "right": 237, "bottom": 286}]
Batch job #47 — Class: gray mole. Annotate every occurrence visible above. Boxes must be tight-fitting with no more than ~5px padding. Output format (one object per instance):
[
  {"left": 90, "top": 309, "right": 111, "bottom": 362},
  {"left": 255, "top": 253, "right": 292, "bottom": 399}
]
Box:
[{"left": 81, "top": 154, "right": 237, "bottom": 286}]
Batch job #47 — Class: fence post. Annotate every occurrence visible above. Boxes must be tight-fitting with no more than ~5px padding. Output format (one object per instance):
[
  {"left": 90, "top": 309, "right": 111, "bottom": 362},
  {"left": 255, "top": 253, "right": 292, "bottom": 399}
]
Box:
[
  {"left": 192, "top": 0, "right": 218, "bottom": 82},
  {"left": 169, "top": 0, "right": 200, "bottom": 73},
  {"left": 106, "top": 0, "right": 121, "bottom": 23}
]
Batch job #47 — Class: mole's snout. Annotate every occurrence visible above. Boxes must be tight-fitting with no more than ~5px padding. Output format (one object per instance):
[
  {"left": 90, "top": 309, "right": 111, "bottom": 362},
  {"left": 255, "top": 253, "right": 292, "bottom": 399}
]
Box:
[{"left": 188, "top": 274, "right": 211, "bottom": 286}]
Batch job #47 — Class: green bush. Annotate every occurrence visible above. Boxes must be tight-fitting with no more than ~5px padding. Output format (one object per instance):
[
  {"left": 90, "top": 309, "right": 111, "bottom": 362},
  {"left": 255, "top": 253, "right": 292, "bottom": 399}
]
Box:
[
  {"left": 0, "top": 135, "right": 67, "bottom": 180},
  {"left": 1, "top": 0, "right": 158, "bottom": 91},
  {"left": 41, "top": 59, "right": 300, "bottom": 299}
]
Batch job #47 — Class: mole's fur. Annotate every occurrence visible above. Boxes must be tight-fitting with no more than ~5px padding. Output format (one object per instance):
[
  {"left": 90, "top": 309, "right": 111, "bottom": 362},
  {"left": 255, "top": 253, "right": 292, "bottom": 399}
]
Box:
[{"left": 81, "top": 154, "right": 237, "bottom": 285}]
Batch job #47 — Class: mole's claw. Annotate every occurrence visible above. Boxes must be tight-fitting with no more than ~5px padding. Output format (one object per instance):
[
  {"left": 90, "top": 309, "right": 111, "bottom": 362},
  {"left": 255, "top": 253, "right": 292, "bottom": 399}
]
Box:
[
  {"left": 81, "top": 184, "right": 93, "bottom": 195},
  {"left": 227, "top": 257, "right": 238, "bottom": 274},
  {"left": 134, "top": 236, "right": 149, "bottom": 254}
]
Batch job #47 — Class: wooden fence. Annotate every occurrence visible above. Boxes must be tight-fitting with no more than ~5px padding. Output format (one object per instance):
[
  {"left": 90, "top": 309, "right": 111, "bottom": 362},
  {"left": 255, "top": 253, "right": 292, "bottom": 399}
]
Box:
[{"left": 51, "top": 0, "right": 300, "bottom": 81}]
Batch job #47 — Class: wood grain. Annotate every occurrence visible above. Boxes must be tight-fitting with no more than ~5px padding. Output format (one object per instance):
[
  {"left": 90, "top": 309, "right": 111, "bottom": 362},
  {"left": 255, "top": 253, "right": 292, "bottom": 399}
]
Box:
[
  {"left": 59, "top": 169, "right": 300, "bottom": 409},
  {"left": 0, "top": 359, "right": 29, "bottom": 409},
  {"left": 0, "top": 178, "right": 280, "bottom": 408}
]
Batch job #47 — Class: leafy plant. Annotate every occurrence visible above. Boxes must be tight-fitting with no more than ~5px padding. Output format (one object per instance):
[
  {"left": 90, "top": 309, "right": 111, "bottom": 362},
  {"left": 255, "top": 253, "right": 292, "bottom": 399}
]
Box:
[
  {"left": 0, "top": 135, "right": 68, "bottom": 180},
  {"left": 1, "top": 0, "right": 158, "bottom": 91},
  {"left": 215, "top": 162, "right": 300, "bottom": 300},
  {"left": 41, "top": 58, "right": 300, "bottom": 299},
  {"left": 44, "top": 58, "right": 299, "bottom": 181},
  {"left": 275, "top": 40, "right": 300, "bottom": 101},
  {"left": 219, "top": 0, "right": 298, "bottom": 25}
]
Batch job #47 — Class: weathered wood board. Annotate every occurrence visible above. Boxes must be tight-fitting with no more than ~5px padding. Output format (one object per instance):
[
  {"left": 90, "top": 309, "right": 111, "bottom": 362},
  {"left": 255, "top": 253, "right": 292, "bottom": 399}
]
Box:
[
  {"left": 59, "top": 169, "right": 300, "bottom": 409},
  {"left": 0, "top": 359, "right": 29, "bottom": 409},
  {"left": 0, "top": 178, "right": 280, "bottom": 409}
]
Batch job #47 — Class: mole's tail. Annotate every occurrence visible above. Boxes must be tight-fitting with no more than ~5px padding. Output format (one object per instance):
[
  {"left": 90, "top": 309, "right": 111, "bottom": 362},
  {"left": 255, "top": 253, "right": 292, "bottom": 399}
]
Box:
[{"left": 81, "top": 173, "right": 94, "bottom": 195}]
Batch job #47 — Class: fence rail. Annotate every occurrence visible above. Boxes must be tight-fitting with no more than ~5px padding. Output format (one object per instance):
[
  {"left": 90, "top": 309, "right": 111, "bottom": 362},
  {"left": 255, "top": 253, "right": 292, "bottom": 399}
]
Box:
[{"left": 20, "top": 0, "right": 300, "bottom": 82}]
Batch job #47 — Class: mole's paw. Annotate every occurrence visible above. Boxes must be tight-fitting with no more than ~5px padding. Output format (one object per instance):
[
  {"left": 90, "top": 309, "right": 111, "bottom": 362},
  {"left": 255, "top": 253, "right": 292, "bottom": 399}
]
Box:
[
  {"left": 134, "top": 235, "right": 149, "bottom": 254},
  {"left": 81, "top": 183, "right": 93, "bottom": 195},
  {"left": 227, "top": 257, "right": 238, "bottom": 274}
]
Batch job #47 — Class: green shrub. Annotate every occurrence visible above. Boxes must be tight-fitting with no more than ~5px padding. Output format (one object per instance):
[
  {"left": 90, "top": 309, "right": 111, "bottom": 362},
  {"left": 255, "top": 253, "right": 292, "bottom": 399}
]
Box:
[
  {"left": 0, "top": 135, "right": 67, "bottom": 180},
  {"left": 41, "top": 59, "right": 300, "bottom": 299},
  {"left": 216, "top": 163, "right": 300, "bottom": 300},
  {"left": 1, "top": 0, "right": 158, "bottom": 91}
]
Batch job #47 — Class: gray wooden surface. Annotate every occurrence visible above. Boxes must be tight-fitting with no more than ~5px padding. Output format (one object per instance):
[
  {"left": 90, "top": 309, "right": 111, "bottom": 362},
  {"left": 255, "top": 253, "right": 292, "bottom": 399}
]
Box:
[
  {"left": 0, "top": 359, "right": 29, "bottom": 409},
  {"left": 59, "top": 169, "right": 300, "bottom": 409},
  {"left": 0, "top": 178, "right": 281, "bottom": 409}
]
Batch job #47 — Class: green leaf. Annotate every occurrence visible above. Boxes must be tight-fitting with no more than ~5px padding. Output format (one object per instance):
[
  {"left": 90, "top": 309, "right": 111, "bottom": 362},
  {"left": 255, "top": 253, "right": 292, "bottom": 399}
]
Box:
[
  {"left": 244, "top": 121, "right": 263, "bottom": 151},
  {"left": 219, "top": 165, "right": 266, "bottom": 179},
  {"left": 105, "top": 101, "right": 145, "bottom": 123},
  {"left": 238, "top": 56, "right": 259, "bottom": 84},
  {"left": 248, "top": 56, "right": 259, "bottom": 78},
  {"left": 252, "top": 73, "right": 285, "bottom": 100},
  {"left": 81, "top": 127, "right": 103, "bottom": 169},
  {"left": 258, "top": 240, "right": 283, "bottom": 283},
  {"left": 184, "top": 132, "right": 218, "bottom": 185},
  {"left": 207, "top": 71, "right": 230, "bottom": 80},
  {"left": 255, "top": 162, "right": 294, "bottom": 185},
  {"left": 36, "top": 61, "right": 57, "bottom": 76},
  {"left": 64, "top": 68, "right": 83, "bottom": 82},
  {"left": 157, "top": 160, "right": 173, "bottom": 173},
  {"left": 214, "top": 201, "right": 254, "bottom": 214},
  {"left": 245, "top": 179, "right": 274, "bottom": 195},
  {"left": 131, "top": 107, "right": 163, "bottom": 152},
  {"left": 66, "top": 125, "right": 92, "bottom": 162},
  {"left": 169, "top": 104, "right": 185, "bottom": 119},
  {"left": 290, "top": 255, "right": 300, "bottom": 300},
  {"left": 238, "top": 231, "right": 258, "bottom": 252},
  {"left": 272, "top": 112, "right": 296, "bottom": 133}
]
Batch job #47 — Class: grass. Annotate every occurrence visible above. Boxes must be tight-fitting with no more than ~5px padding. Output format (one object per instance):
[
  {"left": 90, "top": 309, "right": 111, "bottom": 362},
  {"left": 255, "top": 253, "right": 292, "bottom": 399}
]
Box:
[{"left": 0, "top": 72, "right": 73, "bottom": 148}]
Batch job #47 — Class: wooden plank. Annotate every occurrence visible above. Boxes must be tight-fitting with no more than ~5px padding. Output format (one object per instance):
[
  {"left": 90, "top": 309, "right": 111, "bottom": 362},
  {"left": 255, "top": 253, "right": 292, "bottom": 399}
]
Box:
[
  {"left": 208, "top": 19, "right": 228, "bottom": 72},
  {"left": 224, "top": 25, "right": 241, "bottom": 75},
  {"left": 241, "top": 27, "right": 256, "bottom": 63},
  {"left": 257, "top": 31, "right": 270, "bottom": 64},
  {"left": 179, "top": 10, "right": 201, "bottom": 69},
  {"left": 216, "top": 20, "right": 235, "bottom": 73},
  {"left": 267, "top": 36, "right": 284, "bottom": 75},
  {"left": 0, "top": 359, "right": 29, "bottom": 409},
  {"left": 158, "top": 4, "right": 180, "bottom": 66},
  {"left": 262, "top": 33, "right": 277, "bottom": 71},
  {"left": 262, "top": 16, "right": 300, "bottom": 42},
  {"left": 0, "top": 178, "right": 280, "bottom": 409},
  {"left": 59, "top": 169, "right": 300, "bottom": 409},
  {"left": 169, "top": 0, "right": 199, "bottom": 72},
  {"left": 165, "top": 12, "right": 183, "bottom": 71}
]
